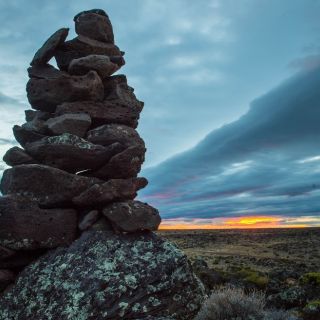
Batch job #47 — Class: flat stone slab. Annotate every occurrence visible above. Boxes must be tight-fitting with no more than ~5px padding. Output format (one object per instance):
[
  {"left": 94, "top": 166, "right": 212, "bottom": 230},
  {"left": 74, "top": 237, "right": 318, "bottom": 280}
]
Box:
[
  {"left": 103, "top": 200, "right": 161, "bottom": 232},
  {"left": 0, "top": 164, "right": 102, "bottom": 207},
  {"left": 68, "top": 54, "right": 119, "bottom": 78},
  {"left": 30, "top": 28, "right": 69, "bottom": 66},
  {"left": 0, "top": 195, "right": 77, "bottom": 250},
  {"left": 81, "top": 145, "right": 145, "bottom": 179},
  {"left": 0, "top": 231, "right": 205, "bottom": 319},
  {"left": 73, "top": 177, "right": 148, "bottom": 207},
  {"left": 87, "top": 123, "right": 145, "bottom": 148},
  {"left": 54, "top": 36, "right": 123, "bottom": 71},
  {"left": 25, "top": 133, "right": 124, "bottom": 173},
  {"left": 27, "top": 69, "right": 104, "bottom": 112},
  {"left": 45, "top": 113, "right": 91, "bottom": 137}
]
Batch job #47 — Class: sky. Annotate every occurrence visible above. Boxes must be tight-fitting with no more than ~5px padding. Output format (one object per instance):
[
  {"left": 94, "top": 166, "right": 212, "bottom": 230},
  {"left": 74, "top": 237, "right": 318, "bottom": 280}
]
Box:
[{"left": 0, "top": 0, "right": 320, "bottom": 228}]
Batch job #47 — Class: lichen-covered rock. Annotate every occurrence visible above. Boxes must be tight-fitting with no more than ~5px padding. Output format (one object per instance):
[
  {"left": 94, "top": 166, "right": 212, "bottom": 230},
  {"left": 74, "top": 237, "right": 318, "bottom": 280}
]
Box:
[
  {"left": 0, "top": 195, "right": 77, "bottom": 250},
  {"left": 25, "top": 133, "right": 125, "bottom": 173},
  {"left": 45, "top": 113, "right": 91, "bottom": 137},
  {"left": 0, "top": 231, "right": 205, "bottom": 319},
  {"left": 27, "top": 70, "right": 104, "bottom": 112},
  {"left": 103, "top": 200, "right": 161, "bottom": 232},
  {"left": 3, "top": 147, "right": 36, "bottom": 166},
  {"left": 74, "top": 11, "right": 114, "bottom": 43},
  {"left": 82, "top": 145, "right": 145, "bottom": 179},
  {"left": 73, "top": 177, "right": 148, "bottom": 207},
  {"left": 54, "top": 36, "right": 123, "bottom": 71},
  {"left": 30, "top": 28, "right": 69, "bottom": 66},
  {"left": 0, "top": 164, "right": 102, "bottom": 207},
  {"left": 69, "top": 54, "right": 119, "bottom": 78},
  {"left": 87, "top": 123, "right": 145, "bottom": 148}
]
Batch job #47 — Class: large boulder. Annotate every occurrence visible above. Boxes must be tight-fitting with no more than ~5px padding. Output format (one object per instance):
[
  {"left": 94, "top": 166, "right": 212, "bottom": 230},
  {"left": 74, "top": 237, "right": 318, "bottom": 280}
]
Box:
[
  {"left": 87, "top": 123, "right": 145, "bottom": 148},
  {"left": 82, "top": 145, "right": 145, "bottom": 179},
  {"left": 27, "top": 70, "right": 104, "bottom": 112},
  {"left": 102, "top": 200, "right": 161, "bottom": 232},
  {"left": 74, "top": 10, "right": 114, "bottom": 43},
  {"left": 0, "top": 269, "right": 15, "bottom": 293},
  {"left": 68, "top": 54, "right": 119, "bottom": 78},
  {"left": 0, "top": 195, "right": 77, "bottom": 250},
  {"left": 0, "top": 231, "right": 205, "bottom": 319},
  {"left": 30, "top": 28, "right": 69, "bottom": 66},
  {"left": 54, "top": 36, "right": 124, "bottom": 71},
  {"left": 45, "top": 113, "right": 92, "bottom": 137},
  {"left": 0, "top": 164, "right": 102, "bottom": 207},
  {"left": 73, "top": 177, "right": 148, "bottom": 207},
  {"left": 25, "top": 133, "right": 125, "bottom": 173}
]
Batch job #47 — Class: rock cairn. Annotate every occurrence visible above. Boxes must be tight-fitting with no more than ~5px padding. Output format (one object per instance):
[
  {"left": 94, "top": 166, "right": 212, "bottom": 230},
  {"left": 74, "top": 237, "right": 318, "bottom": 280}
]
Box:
[{"left": 0, "top": 9, "right": 205, "bottom": 319}]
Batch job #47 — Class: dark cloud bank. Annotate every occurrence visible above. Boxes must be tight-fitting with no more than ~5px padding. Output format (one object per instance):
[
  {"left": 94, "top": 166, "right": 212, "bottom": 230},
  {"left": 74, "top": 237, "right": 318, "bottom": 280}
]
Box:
[{"left": 139, "top": 66, "right": 320, "bottom": 220}]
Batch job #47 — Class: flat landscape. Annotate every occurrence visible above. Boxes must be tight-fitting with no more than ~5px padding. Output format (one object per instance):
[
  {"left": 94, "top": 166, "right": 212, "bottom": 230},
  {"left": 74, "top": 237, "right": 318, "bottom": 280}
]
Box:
[{"left": 158, "top": 228, "right": 320, "bottom": 274}]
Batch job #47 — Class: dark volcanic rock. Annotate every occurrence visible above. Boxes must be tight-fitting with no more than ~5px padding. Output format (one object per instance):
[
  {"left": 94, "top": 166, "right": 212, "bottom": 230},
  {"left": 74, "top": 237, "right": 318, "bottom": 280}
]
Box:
[
  {"left": 0, "top": 246, "right": 15, "bottom": 260},
  {"left": 68, "top": 54, "right": 119, "bottom": 78},
  {"left": 28, "top": 64, "right": 68, "bottom": 79},
  {"left": 13, "top": 125, "right": 46, "bottom": 147},
  {"left": 0, "top": 249, "right": 45, "bottom": 270},
  {"left": 55, "top": 99, "right": 141, "bottom": 128},
  {"left": 3, "top": 147, "right": 36, "bottom": 166},
  {"left": 30, "top": 28, "right": 69, "bottom": 66},
  {"left": 0, "top": 164, "right": 102, "bottom": 207},
  {"left": 45, "top": 113, "right": 91, "bottom": 137},
  {"left": 74, "top": 11, "right": 114, "bottom": 43},
  {"left": 0, "top": 195, "right": 77, "bottom": 250},
  {"left": 87, "top": 123, "right": 145, "bottom": 148},
  {"left": 82, "top": 145, "right": 145, "bottom": 179},
  {"left": 54, "top": 36, "right": 123, "bottom": 71},
  {"left": 103, "top": 200, "right": 161, "bottom": 232},
  {"left": 0, "top": 231, "right": 205, "bottom": 319},
  {"left": 73, "top": 177, "right": 148, "bottom": 207},
  {"left": 27, "top": 70, "right": 104, "bottom": 112},
  {"left": 25, "top": 133, "right": 124, "bottom": 173},
  {"left": 0, "top": 269, "right": 15, "bottom": 292},
  {"left": 78, "top": 210, "right": 100, "bottom": 231}
]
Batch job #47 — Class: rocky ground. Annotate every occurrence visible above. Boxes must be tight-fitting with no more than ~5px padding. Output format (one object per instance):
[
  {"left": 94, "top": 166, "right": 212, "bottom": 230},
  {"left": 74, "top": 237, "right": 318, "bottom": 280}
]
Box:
[{"left": 158, "top": 228, "right": 320, "bottom": 319}]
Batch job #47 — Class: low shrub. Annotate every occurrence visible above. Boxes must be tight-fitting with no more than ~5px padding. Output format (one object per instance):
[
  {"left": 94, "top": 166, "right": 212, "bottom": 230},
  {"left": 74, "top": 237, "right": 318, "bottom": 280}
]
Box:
[
  {"left": 300, "top": 273, "right": 320, "bottom": 286},
  {"left": 194, "top": 287, "right": 298, "bottom": 320}
]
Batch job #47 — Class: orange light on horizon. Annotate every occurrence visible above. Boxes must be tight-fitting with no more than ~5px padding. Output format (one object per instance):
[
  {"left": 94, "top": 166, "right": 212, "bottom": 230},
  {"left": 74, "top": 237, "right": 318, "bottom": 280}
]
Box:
[{"left": 158, "top": 215, "right": 313, "bottom": 230}]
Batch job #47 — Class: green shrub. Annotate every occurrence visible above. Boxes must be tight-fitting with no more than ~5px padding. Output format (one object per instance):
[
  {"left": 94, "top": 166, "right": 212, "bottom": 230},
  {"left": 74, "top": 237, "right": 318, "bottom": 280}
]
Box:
[
  {"left": 300, "top": 273, "right": 320, "bottom": 286},
  {"left": 237, "top": 268, "right": 269, "bottom": 288}
]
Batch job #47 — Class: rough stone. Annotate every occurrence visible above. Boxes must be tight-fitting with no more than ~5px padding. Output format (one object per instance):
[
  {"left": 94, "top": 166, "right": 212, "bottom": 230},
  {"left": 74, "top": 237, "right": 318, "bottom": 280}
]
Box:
[
  {"left": 0, "top": 246, "right": 15, "bottom": 260},
  {"left": 74, "top": 12, "right": 114, "bottom": 43},
  {"left": 78, "top": 210, "right": 100, "bottom": 231},
  {"left": 45, "top": 113, "right": 91, "bottom": 137},
  {"left": 0, "top": 250, "right": 46, "bottom": 270},
  {"left": 0, "top": 231, "right": 205, "bottom": 319},
  {"left": 3, "top": 147, "right": 36, "bottom": 166},
  {"left": 25, "top": 133, "right": 125, "bottom": 173},
  {"left": 13, "top": 125, "right": 46, "bottom": 147},
  {"left": 25, "top": 109, "right": 52, "bottom": 122},
  {"left": 69, "top": 54, "right": 119, "bottom": 78},
  {"left": 55, "top": 99, "right": 141, "bottom": 128},
  {"left": 103, "top": 201, "right": 161, "bottom": 232},
  {"left": 0, "top": 164, "right": 102, "bottom": 207},
  {"left": 0, "top": 195, "right": 77, "bottom": 250},
  {"left": 27, "top": 70, "right": 104, "bottom": 112},
  {"left": 73, "top": 177, "right": 148, "bottom": 207},
  {"left": 28, "top": 64, "right": 69, "bottom": 80},
  {"left": 54, "top": 36, "right": 123, "bottom": 71},
  {"left": 30, "top": 28, "right": 69, "bottom": 66},
  {"left": 82, "top": 145, "right": 145, "bottom": 179},
  {"left": 87, "top": 123, "right": 145, "bottom": 148},
  {"left": 0, "top": 269, "right": 15, "bottom": 293}
]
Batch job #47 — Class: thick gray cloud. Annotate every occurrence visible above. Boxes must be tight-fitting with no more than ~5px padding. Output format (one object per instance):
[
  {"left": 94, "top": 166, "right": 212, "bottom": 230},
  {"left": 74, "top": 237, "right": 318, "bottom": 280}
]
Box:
[{"left": 140, "top": 66, "right": 320, "bottom": 219}]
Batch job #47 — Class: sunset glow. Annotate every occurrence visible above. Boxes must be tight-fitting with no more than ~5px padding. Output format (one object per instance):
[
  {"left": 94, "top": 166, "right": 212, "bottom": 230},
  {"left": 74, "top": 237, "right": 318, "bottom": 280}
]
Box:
[{"left": 159, "top": 216, "right": 320, "bottom": 230}]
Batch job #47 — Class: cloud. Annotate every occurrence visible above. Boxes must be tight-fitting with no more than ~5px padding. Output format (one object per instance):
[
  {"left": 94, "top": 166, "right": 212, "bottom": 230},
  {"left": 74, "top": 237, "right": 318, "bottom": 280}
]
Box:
[{"left": 139, "top": 66, "right": 320, "bottom": 220}]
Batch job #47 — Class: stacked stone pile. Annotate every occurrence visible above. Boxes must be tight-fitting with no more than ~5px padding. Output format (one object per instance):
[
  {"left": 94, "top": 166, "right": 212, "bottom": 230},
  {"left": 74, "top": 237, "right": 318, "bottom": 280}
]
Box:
[{"left": 0, "top": 9, "right": 205, "bottom": 319}]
